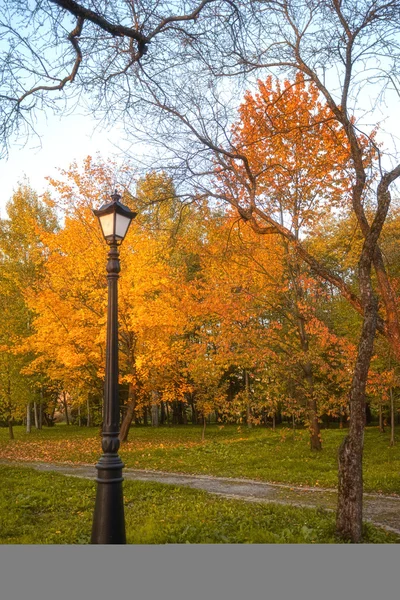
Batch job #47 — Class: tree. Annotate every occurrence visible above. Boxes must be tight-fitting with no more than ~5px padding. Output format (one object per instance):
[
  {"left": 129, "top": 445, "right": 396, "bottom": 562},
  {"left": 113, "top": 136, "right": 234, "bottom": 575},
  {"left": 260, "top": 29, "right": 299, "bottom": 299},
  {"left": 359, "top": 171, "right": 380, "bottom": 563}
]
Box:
[
  {"left": 0, "top": 184, "right": 56, "bottom": 437},
  {"left": 3, "top": 0, "right": 400, "bottom": 543}
]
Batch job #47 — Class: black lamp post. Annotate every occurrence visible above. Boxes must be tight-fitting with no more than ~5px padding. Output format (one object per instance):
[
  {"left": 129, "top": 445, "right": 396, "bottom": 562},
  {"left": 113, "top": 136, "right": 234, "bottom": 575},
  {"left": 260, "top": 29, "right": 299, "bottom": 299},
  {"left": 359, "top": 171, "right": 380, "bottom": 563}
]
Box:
[{"left": 91, "top": 190, "right": 137, "bottom": 544}]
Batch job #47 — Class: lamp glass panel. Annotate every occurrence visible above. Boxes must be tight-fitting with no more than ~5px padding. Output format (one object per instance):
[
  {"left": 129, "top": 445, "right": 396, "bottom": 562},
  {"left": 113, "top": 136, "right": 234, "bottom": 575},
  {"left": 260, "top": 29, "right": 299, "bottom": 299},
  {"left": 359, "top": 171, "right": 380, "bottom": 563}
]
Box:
[
  {"left": 99, "top": 212, "right": 115, "bottom": 239},
  {"left": 115, "top": 213, "right": 131, "bottom": 240}
]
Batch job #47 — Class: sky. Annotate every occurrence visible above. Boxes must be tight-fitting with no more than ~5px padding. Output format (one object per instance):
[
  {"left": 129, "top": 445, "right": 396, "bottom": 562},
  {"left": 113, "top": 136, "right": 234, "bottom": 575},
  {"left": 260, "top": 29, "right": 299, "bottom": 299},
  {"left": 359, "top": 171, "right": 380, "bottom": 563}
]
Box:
[
  {"left": 1, "top": 75, "right": 399, "bottom": 220},
  {"left": 0, "top": 111, "right": 126, "bottom": 217}
]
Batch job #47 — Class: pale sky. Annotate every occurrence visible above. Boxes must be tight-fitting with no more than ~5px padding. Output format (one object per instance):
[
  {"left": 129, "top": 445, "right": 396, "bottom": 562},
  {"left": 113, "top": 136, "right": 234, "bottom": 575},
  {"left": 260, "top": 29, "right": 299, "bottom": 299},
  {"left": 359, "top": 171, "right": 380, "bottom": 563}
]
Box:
[
  {"left": 0, "top": 111, "right": 126, "bottom": 217},
  {"left": 1, "top": 83, "right": 399, "bottom": 219}
]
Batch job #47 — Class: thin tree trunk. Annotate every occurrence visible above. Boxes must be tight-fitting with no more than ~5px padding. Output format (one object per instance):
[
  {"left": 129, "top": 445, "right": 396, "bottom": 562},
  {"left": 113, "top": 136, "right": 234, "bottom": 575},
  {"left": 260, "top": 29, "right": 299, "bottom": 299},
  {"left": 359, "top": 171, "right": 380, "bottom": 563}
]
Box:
[
  {"left": 39, "top": 386, "right": 43, "bottom": 429},
  {"left": 87, "top": 397, "right": 91, "bottom": 427},
  {"left": 151, "top": 390, "right": 159, "bottom": 427},
  {"left": 292, "top": 413, "right": 295, "bottom": 432},
  {"left": 26, "top": 403, "right": 31, "bottom": 434},
  {"left": 166, "top": 401, "right": 170, "bottom": 426},
  {"left": 33, "top": 401, "right": 39, "bottom": 429},
  {"left": 78, "top": 404, "right": 81, "bottom": 427},
  {"left": 119, "top": 383, "right": 136, "bottom": 442},
  {"left": 8, "top": 418, "right": 14, "bottom": 440},
  {"left": 272, "top": 413, "right": 276, "bottom": 431},
  {"left": 245, "top": 369, "right": 252, "bottom": 428},
  {"left": 63, "top": 391, "right": 70, "bottom": 425},
  {"left": 202, "top": 414, "right": 206, "bottom": 442},
  {"left": 390, "top": 388, "right": 395, "bottom": 447},
  {"left": 379, "top": 403, "right": 385, "bottom": 433},
  {"left": 190, "top": 395, "right": 197, "bottom": 424},
  {"left": 160, "top": 400, "right": 166, "bottom": 425}
]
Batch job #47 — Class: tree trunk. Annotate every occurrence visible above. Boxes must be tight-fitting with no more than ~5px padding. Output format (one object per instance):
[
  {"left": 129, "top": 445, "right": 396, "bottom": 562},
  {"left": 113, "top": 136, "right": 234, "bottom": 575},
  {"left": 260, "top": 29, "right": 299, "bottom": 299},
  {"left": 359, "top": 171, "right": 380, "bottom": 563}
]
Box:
[
  {"left": 160, "top": 400, "right": 166, "bottom": 425},
  {"left": 26, "top": 403, "right": 31, "bottom": 433},
  {"left": 190, "top": 395, "right": 197, "bottom": 424},
  {"left": 87, "top": 397, "right": 91, "bottom": 427},
  {"left": 119, "top": 383, "right": 136, "bottom": 442},
  {"left": 8, "top": 418, "right": 14, "bottom": 440},
  {"left": 151, "top": 390, "right": 159, "bottom": 427},
  {"left": 63, "top": 391, "right": 70, "bottom": 425},
  {"left": 245, "top": 369, "right": 252, "bottom": 428},
  {"left": 379, "top": 403, "right": 385, "bottom": 433},
  {"left": 202, "top": 414, "right": 206, "bottom": 442},
  {"left": 272, "top": 413, "right": 276, "bottom": 430},
  {"left": 78, "top": 404, "right": 81, "bottom": 427},
  {"left": 336, "top": 292, "right": 378, "bottom": 543},
  {"left": 33, "top": 401, "right": 39, "bottom": 429},
  {"left": 390, "top": 388, "right": 395, "bottom": 447}
]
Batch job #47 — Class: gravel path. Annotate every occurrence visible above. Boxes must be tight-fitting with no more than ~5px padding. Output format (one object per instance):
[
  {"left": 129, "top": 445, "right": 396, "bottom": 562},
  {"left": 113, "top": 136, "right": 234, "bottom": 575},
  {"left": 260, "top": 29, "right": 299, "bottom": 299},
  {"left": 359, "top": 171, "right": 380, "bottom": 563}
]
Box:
[{"left": 2, "top": 459, "right": 400, "bottom": 536}]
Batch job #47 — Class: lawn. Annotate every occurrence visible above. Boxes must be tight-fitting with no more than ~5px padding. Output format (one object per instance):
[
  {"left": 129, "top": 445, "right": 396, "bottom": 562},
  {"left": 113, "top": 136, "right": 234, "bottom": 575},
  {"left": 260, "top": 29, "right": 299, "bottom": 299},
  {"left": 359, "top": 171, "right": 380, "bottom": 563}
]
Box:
[
  {"left": 0, "top": 464, "right": 398, "bottom": 544},
  {"left": 1, "top": 424, "right": 399, "bottom": 494}
]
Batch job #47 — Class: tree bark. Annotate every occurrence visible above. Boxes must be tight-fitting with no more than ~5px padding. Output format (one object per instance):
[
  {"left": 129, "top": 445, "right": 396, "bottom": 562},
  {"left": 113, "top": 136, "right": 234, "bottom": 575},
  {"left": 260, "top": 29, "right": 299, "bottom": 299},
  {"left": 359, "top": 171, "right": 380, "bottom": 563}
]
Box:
[
  {"left": 119, "top": 382, "right": 136, "bottom": 442},
  {"left": 33, "top": 401, "right": 39, "bottom": 429},
  {"left": 390, "top": 387, "right": 395, "bottom": 447},
  {"left": 86, "top": 397, "right": 91, "bottom": 426},
  {"left": 202, "top": 414, "right": 206, "bottom": 442},
  {"left": 151, "top": 390, "right": 159, "bottom": 427},
  {"left": 26, "top": 402, "right": 31, "bottom": 433},
  {"left": 63, "top": 390, "right": 70, "bottom": 425},
  {"left": 245, "top": 369, "right": 252, "bottom": 428},
  {"left": 8, "top": 418, "right": 14, "bottom": 440},
  {"left": 336, "top": 282, "right": 378, "bottom": 542},
  {"left": 379, "top": 403, "right": 385, "bottom": 433}
]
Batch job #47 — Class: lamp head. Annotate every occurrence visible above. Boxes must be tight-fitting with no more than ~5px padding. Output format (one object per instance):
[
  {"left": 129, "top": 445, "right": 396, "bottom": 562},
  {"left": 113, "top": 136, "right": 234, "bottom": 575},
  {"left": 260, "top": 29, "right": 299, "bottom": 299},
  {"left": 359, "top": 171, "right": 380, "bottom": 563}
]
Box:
[{"left": 93, "top": 190, "right": 137, "bottom": 244}]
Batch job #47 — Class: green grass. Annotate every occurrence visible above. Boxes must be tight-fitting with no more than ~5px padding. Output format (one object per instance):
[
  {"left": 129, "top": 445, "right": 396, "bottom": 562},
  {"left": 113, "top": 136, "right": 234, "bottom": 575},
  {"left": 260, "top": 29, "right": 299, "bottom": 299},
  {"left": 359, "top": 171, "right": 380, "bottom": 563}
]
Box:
[
  {"left": 1, "top": 424, "right": 400, "bottom": 494},
  {"left": 0, "top": 464, "right": 397, "bottom": 544}
]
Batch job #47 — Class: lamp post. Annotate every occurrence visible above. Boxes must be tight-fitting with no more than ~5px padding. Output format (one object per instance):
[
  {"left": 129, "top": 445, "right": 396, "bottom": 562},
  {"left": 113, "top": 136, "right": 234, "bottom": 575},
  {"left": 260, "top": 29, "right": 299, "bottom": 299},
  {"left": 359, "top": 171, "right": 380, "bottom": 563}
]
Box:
[{"left": 91, "top": 190, "right": 137, "bottom": 544}]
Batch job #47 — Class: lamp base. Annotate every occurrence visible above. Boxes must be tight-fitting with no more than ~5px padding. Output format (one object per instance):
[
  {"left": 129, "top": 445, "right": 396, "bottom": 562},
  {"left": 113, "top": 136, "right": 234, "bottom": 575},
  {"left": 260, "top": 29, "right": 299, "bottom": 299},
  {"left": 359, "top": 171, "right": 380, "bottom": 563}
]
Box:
[{"left": 91, "top": 453, "right": 126, "bottom": 544}]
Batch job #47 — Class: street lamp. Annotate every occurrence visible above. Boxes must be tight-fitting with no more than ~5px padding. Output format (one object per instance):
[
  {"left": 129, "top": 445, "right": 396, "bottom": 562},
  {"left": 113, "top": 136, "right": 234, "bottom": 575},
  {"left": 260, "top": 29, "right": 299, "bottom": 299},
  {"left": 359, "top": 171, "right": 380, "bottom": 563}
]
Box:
[{"left": 91, "top": 190, "right": 137, "bottom": 544}]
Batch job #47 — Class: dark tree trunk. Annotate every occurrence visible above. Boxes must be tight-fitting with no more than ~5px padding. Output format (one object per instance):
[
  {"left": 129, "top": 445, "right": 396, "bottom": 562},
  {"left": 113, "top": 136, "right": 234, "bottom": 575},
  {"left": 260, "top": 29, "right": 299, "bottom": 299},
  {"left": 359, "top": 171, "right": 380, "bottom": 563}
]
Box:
[
  {"left": 336, "top": 279, "right": 378, "bottom": 542},
  {"left": 245, "top": 369, "right": 252, "bottom": 428},
  {"left": 379, "top": 403, "right": 385, "bottom": 433},
  {"left": 63, "top": 391, "right": 70, "bottom": 425},
  {"left": 119, "top": 383, "right": 136, "bottom": 442},
  {"left": 33, "top": 401, "right": 39, "bottom": 429},
  {"left": 26, "top": 403, "right": 31, "bottom": 433},
  {"left": 182, "top": 404, "right": 188, "bottom": 425},
  {"left": 390, "top": 388, "right": 395, "bottom": 447},
  {"left": 8, "top": 418, "right": 14, "bottom": 440},
  {"left": 160, "top": 400, "right": 166, "bottom": 425},
  {"left": 87, "top": 397, "right": 91, "bottom": 427},
  {"left": 143, "top": 405, "right": 148, "bottom": 426},
  {"left": 151, "top": 390, "right": 159, "bottom": 427},
  {"left": 38, "top": 387, "right": 43, "bottom": 429},
  {"left": 202, "top": 415, "right": 206, "bottom": 442},
  {"left": 190, "top": 395, "right": 197, "bottom": 424}
]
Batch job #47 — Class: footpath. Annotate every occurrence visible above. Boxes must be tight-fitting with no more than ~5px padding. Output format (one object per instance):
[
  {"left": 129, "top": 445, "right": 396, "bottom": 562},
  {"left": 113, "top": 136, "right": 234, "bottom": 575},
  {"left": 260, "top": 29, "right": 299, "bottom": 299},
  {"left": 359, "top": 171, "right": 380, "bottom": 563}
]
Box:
[{"left": 2, "top": 459, "right": 400, "bottom": 535}]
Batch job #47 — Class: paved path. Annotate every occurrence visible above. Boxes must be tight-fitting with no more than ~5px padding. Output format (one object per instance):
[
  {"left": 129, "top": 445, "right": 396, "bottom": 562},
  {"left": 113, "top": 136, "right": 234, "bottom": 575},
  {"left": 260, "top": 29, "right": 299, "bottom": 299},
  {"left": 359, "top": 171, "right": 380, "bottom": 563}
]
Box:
[{"left": 2, "top": 460, "right": 400, "bottom": 536}]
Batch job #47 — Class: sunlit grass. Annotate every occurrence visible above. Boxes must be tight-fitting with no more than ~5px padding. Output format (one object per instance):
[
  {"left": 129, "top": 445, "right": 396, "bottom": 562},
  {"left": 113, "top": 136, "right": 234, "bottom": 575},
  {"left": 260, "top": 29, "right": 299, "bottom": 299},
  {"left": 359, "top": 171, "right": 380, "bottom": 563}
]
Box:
[
  {"left": 1, "top": 464, "right": 397, "bottom": 544},
  {"left": 1, "top": 424, "right": 400, "bottom": 494}
]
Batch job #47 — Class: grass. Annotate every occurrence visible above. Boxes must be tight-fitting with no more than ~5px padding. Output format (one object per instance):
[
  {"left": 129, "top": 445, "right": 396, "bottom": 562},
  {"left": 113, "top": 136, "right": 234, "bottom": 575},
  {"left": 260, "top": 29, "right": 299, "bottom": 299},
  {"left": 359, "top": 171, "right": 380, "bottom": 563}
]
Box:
[
  {"left": 0, "top": 464, "right": 398, "bottom": 544},
  {"left": 1, "top": 424, "right": 400, "bottom": 494}
]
